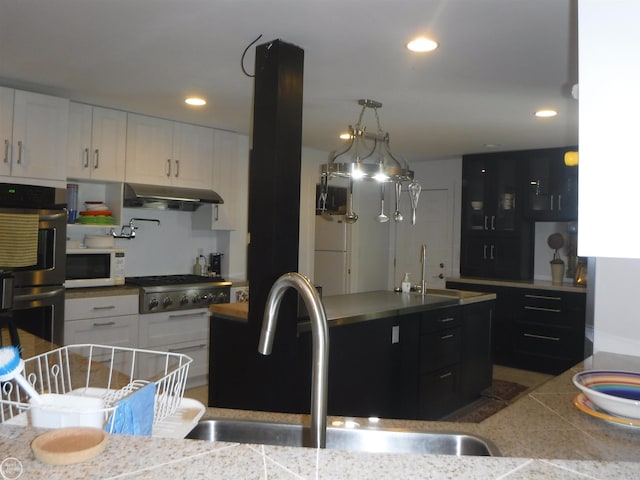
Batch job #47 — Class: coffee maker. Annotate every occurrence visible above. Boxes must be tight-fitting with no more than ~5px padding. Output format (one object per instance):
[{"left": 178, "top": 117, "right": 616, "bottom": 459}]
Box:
[{"left": 209, "top": 253, "right": 224, "bottom": 277}]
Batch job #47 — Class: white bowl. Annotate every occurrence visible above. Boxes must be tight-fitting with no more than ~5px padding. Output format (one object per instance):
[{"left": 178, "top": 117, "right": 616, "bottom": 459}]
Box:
[
  {"left": 572, "top": 370, "right": 640, "bottom": 420},
  {"left": 84, "top": 235, "right": 115, "bottom": 249}
]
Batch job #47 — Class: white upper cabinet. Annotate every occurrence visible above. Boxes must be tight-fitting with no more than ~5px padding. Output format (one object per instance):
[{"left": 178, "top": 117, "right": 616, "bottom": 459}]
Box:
[
  {"left": 193, "top": 129, "right": 249, "bottom": 230},
  {"left": 0, "top": 88, "right": 69, "bottom": 186},
  {"left": 67, "top": 103, "right": 127, "bottom": 182},
  {"left": 125, "top": 113, "right": 213, "bottom": 189},
  {"left": 0, "top": 87, "right": 14, "bottom": 178}
]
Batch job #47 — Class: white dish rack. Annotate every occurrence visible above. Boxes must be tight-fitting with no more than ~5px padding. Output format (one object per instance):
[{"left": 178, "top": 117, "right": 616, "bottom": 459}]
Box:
[{"left": 0, "top": 344, "right": 205, "bottom": 438}]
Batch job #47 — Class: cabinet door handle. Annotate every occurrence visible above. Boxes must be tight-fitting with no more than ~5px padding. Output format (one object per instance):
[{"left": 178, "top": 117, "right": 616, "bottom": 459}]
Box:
[
  {"left": 175, "top": 159, "right": 179, "bottom": 178},
  {"left": 16, "top": 140, "right": 22, "bottom": 164},
  {"left": 524, "top": 306, "right": 562, "bottom": 313},
  {"left": 550, "top": 195, "right": 554, "bottom": 211},
  {"left": 484, "top": 216, "right": 488, "bottom": 230},
  {"left": 523, "top": 332, "right": 560, "bottom": 342},
  {"left": 440, "top": 334, "right": 454, "bottom": 340},
  {"left": 439, "top": 371, "right": 453, "bottom": 380},
  {"left": 438, "top": 317, "right": 455, "bottom": 323},
  {"left": 92, "top": 321, "right": 116, "bottom": 327},
  {"left": 3, "top": 139, "right": 8, "bottom": 164},
  {"left": 483, "top": 244, "right": 487, "bottom": 260},
  {"left": 214, "top": 204, "right": 219, "bottom": 222},
  {"left": 92, "top": 305, "right": 116, "bottom": 311},
  {"left": 166, "top": 158, "right": 172, "bottom": 177},
  {"left": 94, "top": 148, "right": 99, "bottom": 169},
  {"left": 169, "top": 344, "right": 207, "bottom": 354},
  {"left": 491, "top": 215, "right": 496, "bottom": 230},
  {"left": 83, "top": 147, "right": 90, "bottom": 167},
  {"left": 557, "top": 194, "right": 562, "bottom": 211},
  {"left": 524, "top": 294, "right": 561, "bottom": 301},
  {"left": 490, "top": 244, "right": 495, "bottom": 260}
]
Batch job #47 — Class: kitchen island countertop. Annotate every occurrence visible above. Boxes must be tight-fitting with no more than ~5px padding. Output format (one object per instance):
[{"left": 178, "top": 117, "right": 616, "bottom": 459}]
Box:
[{"left": 209, "top": 289, "right": 496, "bottom": 327}]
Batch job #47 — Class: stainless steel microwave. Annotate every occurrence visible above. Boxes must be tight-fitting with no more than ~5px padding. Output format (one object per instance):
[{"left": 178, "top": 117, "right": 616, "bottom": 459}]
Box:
[{"left": 65, "top": 248, "right": 126, "bottom": 288}]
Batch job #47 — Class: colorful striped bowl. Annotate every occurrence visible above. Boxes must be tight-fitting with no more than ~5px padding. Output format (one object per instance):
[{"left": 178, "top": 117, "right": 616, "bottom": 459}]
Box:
[{"left": 572, "top": 370, "right": 640, "bottom": 420}]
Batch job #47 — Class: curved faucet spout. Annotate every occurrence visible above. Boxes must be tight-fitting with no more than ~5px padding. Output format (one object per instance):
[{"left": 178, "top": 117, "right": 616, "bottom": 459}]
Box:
[{"left": 258, "top": 272, "right": 329, "bottom": 448}]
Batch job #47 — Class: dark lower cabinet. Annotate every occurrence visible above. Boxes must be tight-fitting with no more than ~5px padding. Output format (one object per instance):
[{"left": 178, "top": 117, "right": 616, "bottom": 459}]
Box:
[
  {"left": 446, "top": 280, "right": 589, "bottom": 374},
  {"left": 211, "top": 300, "right": 494, "bottom": 420}
]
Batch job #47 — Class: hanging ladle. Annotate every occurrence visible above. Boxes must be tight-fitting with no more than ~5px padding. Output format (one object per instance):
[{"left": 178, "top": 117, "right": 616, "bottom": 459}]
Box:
[
  {"left": 376, "top": 183, "right": 389, "bottom": 223},
  {"left": 393, "top": 182, "right": 403, "bottom": 222},
  {"left": 408, "top": 180, "right": 422, "bottom": 225},
  {"left": 345, "top": 178, "right": 358, "bottom": 224}
]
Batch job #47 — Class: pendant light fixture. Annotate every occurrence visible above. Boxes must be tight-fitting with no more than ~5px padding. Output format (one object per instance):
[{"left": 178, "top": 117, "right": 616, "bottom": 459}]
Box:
[{"left": 319, "top": 99, "right": 421, "bottom": 223}]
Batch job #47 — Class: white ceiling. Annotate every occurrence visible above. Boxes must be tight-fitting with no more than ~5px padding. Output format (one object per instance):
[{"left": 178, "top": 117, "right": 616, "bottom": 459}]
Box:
[{"left": 0, "top": 0, "right": 578, "bottom": 164}]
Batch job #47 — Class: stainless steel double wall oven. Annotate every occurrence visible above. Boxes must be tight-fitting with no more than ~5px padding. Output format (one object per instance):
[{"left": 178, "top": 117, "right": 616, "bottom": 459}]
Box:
[{"left": 0, "top": 183, "right": 67, "bottom": 345}]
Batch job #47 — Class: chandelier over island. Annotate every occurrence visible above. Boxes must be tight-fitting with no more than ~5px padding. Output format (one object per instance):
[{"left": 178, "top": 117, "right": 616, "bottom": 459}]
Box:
[{"left": 319, "top": 99, "right": 421, "bottom": 224}]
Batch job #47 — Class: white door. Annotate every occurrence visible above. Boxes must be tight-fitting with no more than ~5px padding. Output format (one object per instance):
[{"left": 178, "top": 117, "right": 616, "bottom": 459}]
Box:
[{"left": 393, "top": 188, "right": 453, "bottom": 289}]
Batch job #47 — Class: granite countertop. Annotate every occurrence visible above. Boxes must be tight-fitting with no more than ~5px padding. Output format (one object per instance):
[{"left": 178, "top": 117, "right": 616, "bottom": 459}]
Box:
[
  {"left": 209, "top": 289, "right": 496, "bottom": 326},
  {"left": 65, "top": 285, "right": 140, "bottom": 299},
  {"left": 1, "top": 350, "right": 640, "bottom": 479}
]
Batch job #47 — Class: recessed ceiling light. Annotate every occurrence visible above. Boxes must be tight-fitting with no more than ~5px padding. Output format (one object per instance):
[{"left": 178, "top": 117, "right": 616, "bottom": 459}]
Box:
[
  {"left": 535, "top": 109, "right": 557, "bottom": 118},
  {"left": 185, "top": 97, "right": 206, "bottom": 106},
  {"left": 406, "top": 37, "right": 438, "bottom": 52}
]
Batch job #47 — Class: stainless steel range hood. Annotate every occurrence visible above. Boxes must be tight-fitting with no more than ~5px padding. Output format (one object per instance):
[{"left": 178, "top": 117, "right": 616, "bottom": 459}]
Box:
[{"left": 123, "top": 183, "right": 223, "bottom": 211}]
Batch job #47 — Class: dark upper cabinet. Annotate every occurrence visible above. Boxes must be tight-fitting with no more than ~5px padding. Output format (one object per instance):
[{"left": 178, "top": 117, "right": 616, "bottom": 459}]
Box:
[
  {"left": 461, "top": 152, "right": 533, "bottom": 280},
  {"left": 522, "top": 147, "right": 578, "bottom": 221}
]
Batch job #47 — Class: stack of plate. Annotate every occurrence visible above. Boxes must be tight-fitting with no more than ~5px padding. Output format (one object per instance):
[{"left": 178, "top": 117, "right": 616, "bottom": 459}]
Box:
[
  {"left": 76, "top": 202, "right": 115, "bottom": 225},
  {"left": 573, "top": 370, "right": 640, "bottom": 427}
]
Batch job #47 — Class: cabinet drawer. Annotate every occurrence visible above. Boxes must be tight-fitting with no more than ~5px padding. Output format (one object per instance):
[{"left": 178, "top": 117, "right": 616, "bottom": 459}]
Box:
[
  {"left": 65, "top": 294, "right": 138, "bottom": 320},
  {"left": 421, "top": 310, "right": 461, "bottom": 333},
  {"left": 419, "top": 367, "right": 460, "bottom": 419},
  {"left": 138, "top": 309, "right": 209, "bottom": 349},
  {"left": 63, "top": 314, "right": 138, "bottom": 348},
  {"left": 513, "top": 323, "right": 574, "bottom": 358},
  {"left": 420, "top": 327, "right": 461, "bottom": 373},
  {"left": 519, "top": 292, "right": 579, "bottom": 327}
]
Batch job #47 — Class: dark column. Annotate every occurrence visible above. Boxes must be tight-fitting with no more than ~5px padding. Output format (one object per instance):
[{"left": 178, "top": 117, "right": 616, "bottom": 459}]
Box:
[{"left": 245, "top": 39, "right": 305, "bottom": 412}]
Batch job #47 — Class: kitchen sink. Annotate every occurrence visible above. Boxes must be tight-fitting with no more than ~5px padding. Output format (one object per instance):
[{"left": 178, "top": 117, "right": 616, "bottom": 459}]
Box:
[{"left": 185, "top": 419, "right": 500, "bottom": 456}]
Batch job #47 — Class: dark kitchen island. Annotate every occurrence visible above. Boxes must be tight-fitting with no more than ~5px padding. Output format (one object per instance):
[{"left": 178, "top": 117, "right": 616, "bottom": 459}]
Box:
[{"left": 209, "top": 289, "right": 496, "bottom": 420}]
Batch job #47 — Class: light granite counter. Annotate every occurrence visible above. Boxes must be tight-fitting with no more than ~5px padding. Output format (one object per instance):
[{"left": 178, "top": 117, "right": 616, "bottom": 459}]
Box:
[{"left": 1, "top": 350, "right": 639, "bottom": 479}]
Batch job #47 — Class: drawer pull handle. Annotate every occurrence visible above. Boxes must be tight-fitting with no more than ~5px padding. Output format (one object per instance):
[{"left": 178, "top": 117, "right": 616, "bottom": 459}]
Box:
[
  {"left": 440, "top": 334, "right": 454, "bottom": 340},
  {"left": 438, "top": 317, "right": 455, "bottom": 323},
  {"left": 523, "top": 333, "right": 560, "bottom": 342},
  {"left": 524, "top": 294, "right": 561, "bottom": 301},
  {"left": 93, "top": 321, "right": 116, "bottom": 327},
  {"left": 92, "top": 305, "right": 116, "bottom": 310},
  {"left": 168, "top": 312, "right": 207, "bottom": 320},
  {"left": 524, "top": 306, "right": 562, "bottom": 313},
  {"left": 169, "top": 344, "right": 207, "bottom": 353},
  {"left": 439, "top": 372, "right": 453, "bottom": 379}
]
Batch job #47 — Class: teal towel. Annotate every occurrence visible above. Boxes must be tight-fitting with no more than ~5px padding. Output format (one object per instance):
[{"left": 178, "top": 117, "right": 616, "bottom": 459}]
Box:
[{"left": 106, "top": 382, "right": 155, "bottom": 436}]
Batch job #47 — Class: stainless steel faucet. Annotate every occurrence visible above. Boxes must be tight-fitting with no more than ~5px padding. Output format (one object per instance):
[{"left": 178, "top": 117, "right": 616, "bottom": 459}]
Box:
[
  {"left": 258, "top": 272, "right": 329, "bottom": 448},
  {"left": 420, "top": 244, "right": 427, "bottom": 296}
]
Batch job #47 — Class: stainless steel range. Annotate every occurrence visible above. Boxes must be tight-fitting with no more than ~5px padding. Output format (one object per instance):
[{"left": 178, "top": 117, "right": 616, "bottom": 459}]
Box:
[{"left": 125, "top": 275, "right": 231, "bottom": 313}]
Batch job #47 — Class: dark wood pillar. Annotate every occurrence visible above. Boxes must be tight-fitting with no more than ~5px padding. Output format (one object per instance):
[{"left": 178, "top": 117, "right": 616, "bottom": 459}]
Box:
[{"left": 245, "top": 39, "right": 305, "bottom": 411}]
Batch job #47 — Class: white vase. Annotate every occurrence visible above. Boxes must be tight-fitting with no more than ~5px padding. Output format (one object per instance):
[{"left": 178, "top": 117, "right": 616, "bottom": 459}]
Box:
[{"left": 550, "top": 262, "right": 565, "bottom": 285}]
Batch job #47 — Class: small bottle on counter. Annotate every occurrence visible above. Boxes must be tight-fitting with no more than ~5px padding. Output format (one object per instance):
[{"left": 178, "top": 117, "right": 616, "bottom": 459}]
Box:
[
  {"left": 401, "top": 273, "right": 411, "bottom": 293},
  {"left": 193, "top": 257, "right": 202, "bottom": 276}
]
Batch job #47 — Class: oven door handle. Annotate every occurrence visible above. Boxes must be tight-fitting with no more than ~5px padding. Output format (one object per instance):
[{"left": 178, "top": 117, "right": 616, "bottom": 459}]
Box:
[
  {"left": 38, "top": 211, "right": 67, "bottom": 222},
  {"left": 13, "top": 287, "right": 65, "bottom": 303}
]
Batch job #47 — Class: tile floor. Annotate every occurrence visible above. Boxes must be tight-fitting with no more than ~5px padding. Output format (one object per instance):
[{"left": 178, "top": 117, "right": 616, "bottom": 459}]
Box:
[{"left": 184, "top": 365, "right": 554, "bottom": 409}]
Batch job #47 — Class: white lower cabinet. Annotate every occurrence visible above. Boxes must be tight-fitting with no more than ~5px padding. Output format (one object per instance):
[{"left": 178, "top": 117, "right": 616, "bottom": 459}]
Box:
[
  {"left": 138, "top": 309, "right": 210, "bottom": 389},
  {"left": 64, "top": 294, "right": 139, "bottom": 373},
  {"left": 65, "top": 294, "right": 210, "bottom": 389}
]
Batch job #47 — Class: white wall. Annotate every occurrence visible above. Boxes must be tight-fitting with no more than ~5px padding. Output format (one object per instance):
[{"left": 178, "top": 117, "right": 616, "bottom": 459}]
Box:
[{"left": 579, "top": 1, "right": 640, "bottom": 356}]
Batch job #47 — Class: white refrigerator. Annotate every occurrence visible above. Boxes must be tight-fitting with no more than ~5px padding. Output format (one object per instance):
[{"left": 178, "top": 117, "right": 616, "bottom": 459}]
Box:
[{"left": 314, "top": 216, "right": 349, "bottom": 296}]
